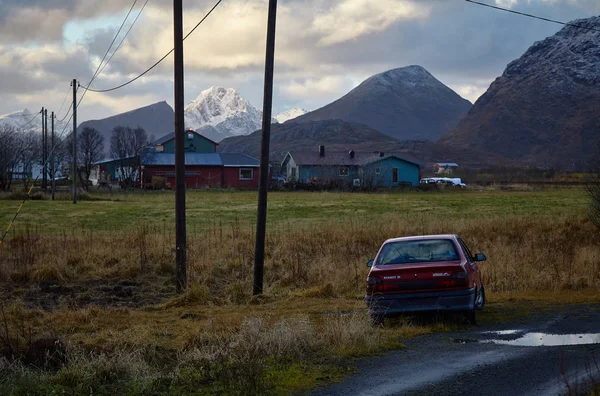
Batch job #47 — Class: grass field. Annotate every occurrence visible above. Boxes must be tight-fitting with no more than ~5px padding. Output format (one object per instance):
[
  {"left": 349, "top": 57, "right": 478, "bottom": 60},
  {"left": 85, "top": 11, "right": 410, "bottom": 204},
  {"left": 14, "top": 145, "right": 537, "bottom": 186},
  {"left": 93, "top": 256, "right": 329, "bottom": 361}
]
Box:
[{"left": 0, "top": 187, "right": 598, "bottom": 394}]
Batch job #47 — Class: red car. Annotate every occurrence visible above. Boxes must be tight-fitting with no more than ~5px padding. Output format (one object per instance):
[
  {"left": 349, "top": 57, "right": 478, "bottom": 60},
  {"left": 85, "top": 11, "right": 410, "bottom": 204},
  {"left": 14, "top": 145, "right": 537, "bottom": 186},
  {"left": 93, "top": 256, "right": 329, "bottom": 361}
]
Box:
[{"left": 365, "top": 234, "right": 487, "bottom": 325}]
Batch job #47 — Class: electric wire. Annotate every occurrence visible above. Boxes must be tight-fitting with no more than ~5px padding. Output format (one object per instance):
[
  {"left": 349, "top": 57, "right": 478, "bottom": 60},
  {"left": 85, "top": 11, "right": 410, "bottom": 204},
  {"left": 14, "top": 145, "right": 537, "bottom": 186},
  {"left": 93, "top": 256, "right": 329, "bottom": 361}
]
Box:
[
  {"left": 80, "top": 0, "right": 224, "bottom": 93},
  {"left": 96, "top": 0, "right": 150, "bottom": 78},
  {"left": 55, "top": 86, "right": 72, "bottom": 121},
  {"left": 78, "top": 0, "right": 139, "bottom": 106},
  {"left": 0, "top": 92, "right": 75, "bottom": 246},
  {"left": 465, "top": 0, "right": 600, "bottom": 33},
  {"left": 7, "top": 110, "right": 42, "bottom": 131}
]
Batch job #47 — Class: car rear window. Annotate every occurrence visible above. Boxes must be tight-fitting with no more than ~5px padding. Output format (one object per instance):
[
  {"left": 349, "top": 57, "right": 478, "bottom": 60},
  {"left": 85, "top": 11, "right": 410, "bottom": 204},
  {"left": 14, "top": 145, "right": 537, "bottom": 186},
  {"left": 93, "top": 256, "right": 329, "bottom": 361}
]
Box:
[{"left": 376, "top": 239, "right": 460, "bottom": 265}]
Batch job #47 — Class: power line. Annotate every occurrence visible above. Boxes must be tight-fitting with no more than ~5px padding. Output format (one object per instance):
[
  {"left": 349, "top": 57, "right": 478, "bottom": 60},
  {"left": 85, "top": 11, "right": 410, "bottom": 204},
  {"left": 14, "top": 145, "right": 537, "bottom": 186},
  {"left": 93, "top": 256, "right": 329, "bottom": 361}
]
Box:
[
  {"left": 96, "top": 0, "right": 150, "bottom": 78},
  {"left": 55, "top": 86, "right": 72, "bottom": 121},
  {"left": 11, "top": 111, "right": 41, "bottom": 131},
  {"left": 78, "top": 0, "right": 139, "bottom": 105},
  {"left": 465, "top": 0, "right": 600, "bottom": 34},
  {"left": 80, "top": 0, "right": 224, "bottom": 93}
]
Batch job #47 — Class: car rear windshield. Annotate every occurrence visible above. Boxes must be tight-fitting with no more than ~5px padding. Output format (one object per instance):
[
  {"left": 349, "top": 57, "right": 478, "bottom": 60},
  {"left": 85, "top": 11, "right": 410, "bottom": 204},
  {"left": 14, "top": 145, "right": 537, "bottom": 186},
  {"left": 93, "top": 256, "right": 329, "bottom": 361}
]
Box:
[{"left": 376, "top": 239, "right": 460, "bottom": 265}]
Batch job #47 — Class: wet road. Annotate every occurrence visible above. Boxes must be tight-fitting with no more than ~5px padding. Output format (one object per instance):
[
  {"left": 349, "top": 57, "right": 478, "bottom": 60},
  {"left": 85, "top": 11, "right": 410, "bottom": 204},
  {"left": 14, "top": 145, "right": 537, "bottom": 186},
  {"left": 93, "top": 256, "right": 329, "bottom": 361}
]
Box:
[{"left": 312, "top": 304, "right": 600, "bottom": 396}]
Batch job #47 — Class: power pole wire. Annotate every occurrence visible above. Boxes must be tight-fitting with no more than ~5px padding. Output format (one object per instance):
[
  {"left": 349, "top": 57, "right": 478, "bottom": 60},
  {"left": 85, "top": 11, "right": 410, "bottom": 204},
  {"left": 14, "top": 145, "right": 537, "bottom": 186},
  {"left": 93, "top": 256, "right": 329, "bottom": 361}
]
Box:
[
  {"left": 96, "top": 0, "right": 150, "bottom": 78},
  {"left": 465, "top": 0, "right": 600, "bottom": 33},
  {"left": 79, "top": 0, "right": 224, "bottom": 93},
  {"left": 55, "top": 86, "right": 72, "bottom": 121},
  {"left": 78, "top": 0, "right": 140, "bottom": 106}
]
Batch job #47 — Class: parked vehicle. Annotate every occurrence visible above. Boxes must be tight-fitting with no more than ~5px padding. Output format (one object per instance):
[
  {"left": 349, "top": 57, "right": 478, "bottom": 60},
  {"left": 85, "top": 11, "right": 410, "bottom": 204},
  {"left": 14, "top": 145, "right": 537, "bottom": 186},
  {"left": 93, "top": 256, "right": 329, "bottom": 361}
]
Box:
[
  {"left": 420, "top": 177, "right": 466, "bottom": 188},
  {"left": 365, "top": 234, "right": 486, "bottom": 326}
]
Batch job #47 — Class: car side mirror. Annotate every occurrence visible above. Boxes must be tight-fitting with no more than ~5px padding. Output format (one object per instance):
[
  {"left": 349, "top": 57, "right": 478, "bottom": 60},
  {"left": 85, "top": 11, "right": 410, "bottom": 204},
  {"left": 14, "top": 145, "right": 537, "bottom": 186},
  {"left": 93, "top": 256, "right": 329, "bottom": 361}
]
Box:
[
  {"left": 367, "top": 259, "right": 374, "bottom": 268},
  {"left": 474, "top": 253, "right": 487, "bottom": 262}
]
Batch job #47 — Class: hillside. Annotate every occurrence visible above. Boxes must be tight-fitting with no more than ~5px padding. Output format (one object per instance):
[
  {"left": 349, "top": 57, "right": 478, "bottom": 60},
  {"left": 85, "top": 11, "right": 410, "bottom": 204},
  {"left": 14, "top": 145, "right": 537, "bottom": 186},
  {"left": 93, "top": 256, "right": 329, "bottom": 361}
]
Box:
[
  {"left": 291, "top": 66, "right": 472, "bottom": 141},
  {"left": 217, "top": 119, "right": 502, "bottom": 166},
  {"left": 78, "top": 101, "right": 174, "bottom": 157},
  {"left": 439, "top": 16, "right": 600, "bottom": 169}
]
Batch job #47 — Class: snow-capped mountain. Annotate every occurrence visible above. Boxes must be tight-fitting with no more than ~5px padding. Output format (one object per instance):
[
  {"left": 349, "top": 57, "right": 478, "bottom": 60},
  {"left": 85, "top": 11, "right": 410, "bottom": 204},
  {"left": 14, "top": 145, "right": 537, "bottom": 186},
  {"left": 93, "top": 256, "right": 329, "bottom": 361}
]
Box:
[
  {"left": 440, "top": 15, "right": 600, "bottom": 168},
  {"left": 184, "top": 87, "right": 266, "bottom": 142},
  {"left": 0, "top": 108, "right": 69, "bottom": 135},
  {"left": 274, "top": 108, "right": 307, "bottom": 123}
]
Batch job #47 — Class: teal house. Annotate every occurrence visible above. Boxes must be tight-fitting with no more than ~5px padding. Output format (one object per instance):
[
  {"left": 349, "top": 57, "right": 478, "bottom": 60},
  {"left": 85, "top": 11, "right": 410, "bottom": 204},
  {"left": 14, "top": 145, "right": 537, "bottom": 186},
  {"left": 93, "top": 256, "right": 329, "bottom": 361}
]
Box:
[{"left": 281, "top": 146, "right": 422, "bottom": 187}]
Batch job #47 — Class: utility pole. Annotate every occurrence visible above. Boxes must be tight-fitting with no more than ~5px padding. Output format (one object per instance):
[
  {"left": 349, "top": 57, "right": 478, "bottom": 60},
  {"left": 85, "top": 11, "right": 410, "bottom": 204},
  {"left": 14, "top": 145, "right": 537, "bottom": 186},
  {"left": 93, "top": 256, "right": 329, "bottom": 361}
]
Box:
[
  {"left": 72, "top": 79, "right": 77, "bottom": 204},
  {"left": 253, "top": 0, "right": 278, "bottom": 296},
  {"left": 173, "top": 0, "right": 186, "bottom": 293},
  {"left": 43, "top": 109, "right": 48, "bottom": 190},
  {"left": 41, "top": 107, "right": 45, "bottom": 190},
  {"left": 51, "top": 112, "right": 56, "bottom": 201}
]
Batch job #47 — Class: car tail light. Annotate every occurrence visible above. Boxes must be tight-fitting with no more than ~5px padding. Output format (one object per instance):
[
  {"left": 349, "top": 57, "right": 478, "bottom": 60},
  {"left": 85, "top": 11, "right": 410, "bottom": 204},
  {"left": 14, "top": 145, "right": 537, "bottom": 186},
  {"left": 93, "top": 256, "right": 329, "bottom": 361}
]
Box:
[
  {"left": 451, "top": 271, "right": 468, "bottom": 287},
  {"left": 366, "top": 276, "right": 382, "bottom": 293}
]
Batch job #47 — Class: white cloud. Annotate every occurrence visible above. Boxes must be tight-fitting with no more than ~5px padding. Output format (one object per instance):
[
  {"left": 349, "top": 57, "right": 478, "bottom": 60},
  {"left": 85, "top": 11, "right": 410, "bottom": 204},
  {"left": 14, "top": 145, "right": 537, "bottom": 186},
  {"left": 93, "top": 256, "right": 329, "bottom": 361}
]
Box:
[
  {"left": 280, "top": 76, "right": 356, "bottom": 100},
  {"left": 311, "top": 0, "right": 430, "bottom": 46}
]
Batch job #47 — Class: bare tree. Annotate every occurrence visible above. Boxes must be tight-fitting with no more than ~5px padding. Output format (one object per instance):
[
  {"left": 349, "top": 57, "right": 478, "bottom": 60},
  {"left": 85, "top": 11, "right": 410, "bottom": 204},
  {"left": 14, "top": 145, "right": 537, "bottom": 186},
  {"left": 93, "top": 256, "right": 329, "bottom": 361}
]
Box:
[
  {"left": 110, "top": 126, "right": 148, "bottom": 188},
  {"left": 0, "top": 125, "right": 40, "bottom": 191},
  {"left": 64, "top": 128, "right": 105, "bottom": 190}
]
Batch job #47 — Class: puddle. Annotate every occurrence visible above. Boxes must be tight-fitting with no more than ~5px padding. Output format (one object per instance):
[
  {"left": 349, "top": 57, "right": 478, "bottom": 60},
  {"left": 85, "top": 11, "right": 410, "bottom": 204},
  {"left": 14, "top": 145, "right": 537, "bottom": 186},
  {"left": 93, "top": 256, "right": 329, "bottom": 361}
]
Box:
[
  {"left": 482, "top": 332, "right": 600, "bottom": 347},
  {"left": 483, "top": 330, "right": 521, "bottom": 335}
]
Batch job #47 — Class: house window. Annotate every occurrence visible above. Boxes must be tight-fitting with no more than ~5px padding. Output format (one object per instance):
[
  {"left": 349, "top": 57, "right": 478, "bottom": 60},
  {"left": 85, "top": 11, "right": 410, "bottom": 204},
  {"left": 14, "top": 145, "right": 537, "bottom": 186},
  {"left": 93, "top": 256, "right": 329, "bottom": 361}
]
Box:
[
  {"left": 187, "top": 132, "right": 194, "bottom": 140},
  {"left": 291, "top": 167, "right": 297, "bottom": 179},
  {"left": 240, "top": 168, "right": 254, "bottom": 180},
  {"left": 339, "top": 167, "right": 349, "bottom": 177},
  {"left": 375, "top": 168, "right": 381, "bottom": 175},
  {"left": 155, "top": 145, "right": 164, "bottom": 152},
  {"left": 392, "top": 168, "right": 399, "bottom": 183}
]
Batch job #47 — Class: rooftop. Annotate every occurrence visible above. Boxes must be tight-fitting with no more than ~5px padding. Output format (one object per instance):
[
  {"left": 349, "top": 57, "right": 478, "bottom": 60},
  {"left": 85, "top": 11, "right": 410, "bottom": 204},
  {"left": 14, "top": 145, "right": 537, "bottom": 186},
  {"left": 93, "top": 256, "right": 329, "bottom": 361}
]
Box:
[{"left": 285, "top": 150, "right": 423, "bottom": 167}]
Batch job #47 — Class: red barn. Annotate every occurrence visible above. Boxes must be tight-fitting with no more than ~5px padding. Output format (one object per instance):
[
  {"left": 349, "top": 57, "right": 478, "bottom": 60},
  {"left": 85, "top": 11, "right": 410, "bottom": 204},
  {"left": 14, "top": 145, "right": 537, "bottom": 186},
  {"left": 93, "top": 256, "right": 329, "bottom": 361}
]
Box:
[{"left": 93, "top": 130, "right": 261, "bottom": 189}]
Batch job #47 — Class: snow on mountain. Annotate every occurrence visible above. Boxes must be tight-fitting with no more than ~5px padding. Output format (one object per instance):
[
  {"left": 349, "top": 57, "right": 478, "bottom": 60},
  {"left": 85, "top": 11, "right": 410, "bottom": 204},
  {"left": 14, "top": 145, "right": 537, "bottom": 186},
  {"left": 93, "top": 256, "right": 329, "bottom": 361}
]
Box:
[
  {"left": 439, "top": 15, "right": 600, "bottom": 168},
  {"left": 0, "top": 108, "right": 69, "bottom": 135},
  {"left": 184, "top": 87, "right": 267, "bottom": 142},
  {"left": 274, "top": 108, "right": 307, "bottom": 123}
]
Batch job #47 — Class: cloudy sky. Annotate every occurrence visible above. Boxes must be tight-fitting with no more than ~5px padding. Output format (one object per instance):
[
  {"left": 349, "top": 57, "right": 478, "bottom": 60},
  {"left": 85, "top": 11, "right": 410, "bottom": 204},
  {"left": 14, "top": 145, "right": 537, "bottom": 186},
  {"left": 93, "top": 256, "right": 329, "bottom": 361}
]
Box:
[{"left": 1, "top": 0, "right": 599, "bottom": 123}]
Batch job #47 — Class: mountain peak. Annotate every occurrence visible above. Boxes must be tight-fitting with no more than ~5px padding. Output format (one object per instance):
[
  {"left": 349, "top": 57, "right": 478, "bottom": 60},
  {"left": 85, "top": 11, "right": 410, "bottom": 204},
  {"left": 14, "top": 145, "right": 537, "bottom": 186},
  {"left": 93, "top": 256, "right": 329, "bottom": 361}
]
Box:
[
  {"left": 184, "top": 86, "right": 263, "bottom": 142},
  {"left": 291, "top": 66, "right": 471, "bottom": 141},
  {"left": 440, "top": 15, "right": 600, "bottom": 168}
]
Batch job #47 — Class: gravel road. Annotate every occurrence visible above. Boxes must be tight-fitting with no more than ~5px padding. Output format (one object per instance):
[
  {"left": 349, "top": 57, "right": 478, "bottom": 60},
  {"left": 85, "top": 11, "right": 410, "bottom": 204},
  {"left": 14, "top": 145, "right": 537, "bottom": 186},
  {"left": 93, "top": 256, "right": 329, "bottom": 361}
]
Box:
[{"left": 312, "top": 303, "right": 600, "bottom": 396}]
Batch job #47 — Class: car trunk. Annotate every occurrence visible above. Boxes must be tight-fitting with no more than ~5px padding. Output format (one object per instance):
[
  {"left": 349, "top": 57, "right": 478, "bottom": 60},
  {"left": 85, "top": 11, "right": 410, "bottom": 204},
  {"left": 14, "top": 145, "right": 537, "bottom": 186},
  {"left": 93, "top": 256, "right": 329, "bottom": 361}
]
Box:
[{"left": 369, "top": 261, "right": 467, "bottom": 293}]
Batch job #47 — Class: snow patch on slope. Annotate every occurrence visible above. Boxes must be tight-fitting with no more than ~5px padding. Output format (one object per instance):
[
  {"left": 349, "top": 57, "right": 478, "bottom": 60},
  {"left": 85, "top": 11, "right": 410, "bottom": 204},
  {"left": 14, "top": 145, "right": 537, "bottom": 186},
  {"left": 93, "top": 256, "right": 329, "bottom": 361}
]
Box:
[{"left": 274, "top": 108, "right": 307, "bottom": 123}]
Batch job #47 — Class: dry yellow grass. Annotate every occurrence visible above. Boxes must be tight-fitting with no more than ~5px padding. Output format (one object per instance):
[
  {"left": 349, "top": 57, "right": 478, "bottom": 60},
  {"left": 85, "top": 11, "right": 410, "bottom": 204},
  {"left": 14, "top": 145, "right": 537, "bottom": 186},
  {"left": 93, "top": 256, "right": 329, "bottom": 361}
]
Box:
[{"left": 0, "top": 189, "right": 598, "bottom": 394}]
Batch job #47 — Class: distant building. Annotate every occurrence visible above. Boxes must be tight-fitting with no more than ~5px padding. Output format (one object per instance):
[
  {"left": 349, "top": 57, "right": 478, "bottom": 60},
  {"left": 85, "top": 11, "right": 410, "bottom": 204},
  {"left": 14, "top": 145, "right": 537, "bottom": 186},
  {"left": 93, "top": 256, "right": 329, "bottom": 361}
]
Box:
[
  {"left": 93, "top": 130, "right": 260, "bottom": 189},
  {"left": 434, "top": 162, "right": 459, "bottom": 174},
  {"left": 281, "top": 146, "right": 422, "bottom": 187}
]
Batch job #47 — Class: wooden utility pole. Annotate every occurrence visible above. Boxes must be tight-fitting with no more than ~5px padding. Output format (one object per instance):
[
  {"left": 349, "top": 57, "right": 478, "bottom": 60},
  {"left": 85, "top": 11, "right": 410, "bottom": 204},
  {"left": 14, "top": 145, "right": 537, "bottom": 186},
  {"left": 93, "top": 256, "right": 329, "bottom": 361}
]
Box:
[
  {"left": 44, "top": 109, "right": 48, "bottom": 190},
  {"left": 173, "top": 0, "right": 186, "bottom": 293},
  {"left": 253, "top": 0, "right": 278, "bottom": 296},
  {"left": 41, "top": 107, "right": 46, "bottom": 190},
  {"left": 51, "top": 111, "right": 56, "bottom": 201},
  {"left": 72, "top": 79, "right": 77, "bottom": 204}
]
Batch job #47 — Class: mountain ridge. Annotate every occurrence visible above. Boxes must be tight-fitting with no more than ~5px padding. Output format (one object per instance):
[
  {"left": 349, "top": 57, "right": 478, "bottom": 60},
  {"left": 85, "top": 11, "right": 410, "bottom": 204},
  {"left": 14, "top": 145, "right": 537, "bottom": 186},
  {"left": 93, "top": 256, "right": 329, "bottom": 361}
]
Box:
[{"left": 291, "top": 65, "right": 472, "bottom": 141}]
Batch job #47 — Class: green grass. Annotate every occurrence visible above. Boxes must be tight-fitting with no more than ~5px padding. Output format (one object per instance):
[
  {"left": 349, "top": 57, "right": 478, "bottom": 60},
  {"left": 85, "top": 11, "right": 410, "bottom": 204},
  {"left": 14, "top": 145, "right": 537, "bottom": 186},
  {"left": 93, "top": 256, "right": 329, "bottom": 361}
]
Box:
[{"left": 0, "top": 188, "right": 589, "bottom": 236}]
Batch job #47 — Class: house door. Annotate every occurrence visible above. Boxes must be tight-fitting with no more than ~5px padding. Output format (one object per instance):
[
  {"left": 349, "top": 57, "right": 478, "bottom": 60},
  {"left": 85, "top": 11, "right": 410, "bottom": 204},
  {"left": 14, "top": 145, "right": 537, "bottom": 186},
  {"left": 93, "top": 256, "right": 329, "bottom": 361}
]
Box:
[{"left": 392, "top": 168, "right": 399, "bottom": 183}]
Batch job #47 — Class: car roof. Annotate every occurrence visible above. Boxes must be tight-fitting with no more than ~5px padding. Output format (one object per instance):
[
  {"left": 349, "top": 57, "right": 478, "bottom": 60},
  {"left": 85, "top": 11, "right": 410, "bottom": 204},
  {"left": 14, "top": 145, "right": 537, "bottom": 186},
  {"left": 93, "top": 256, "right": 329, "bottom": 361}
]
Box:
[{"left": 383, "top": 234, "right": 458, "bottom": 244}]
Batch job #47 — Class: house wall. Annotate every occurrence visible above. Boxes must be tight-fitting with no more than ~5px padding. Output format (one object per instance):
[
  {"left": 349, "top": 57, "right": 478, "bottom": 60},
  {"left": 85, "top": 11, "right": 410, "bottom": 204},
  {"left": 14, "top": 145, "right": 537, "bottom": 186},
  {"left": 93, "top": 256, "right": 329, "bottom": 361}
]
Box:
[
  {"left": 281, "top": 155, "right": 297, "bottom": 180},
  {"left": 162, "top": 134, "right": 217, "bottom": 154},
  {"left": 143, "top": 165, "right": 222, "bottom": 188},
  {"left": 142, "top": 165, "right": 259, "bottom": 189},
  {"left": 223, "top": 167, "right": 260, "bottom": 189},
  {"left": 362, "top": 157, "right": 420, "bottom": 187},
  {"left": 298, "top": 165, "right": 360, "bottom": 182}
]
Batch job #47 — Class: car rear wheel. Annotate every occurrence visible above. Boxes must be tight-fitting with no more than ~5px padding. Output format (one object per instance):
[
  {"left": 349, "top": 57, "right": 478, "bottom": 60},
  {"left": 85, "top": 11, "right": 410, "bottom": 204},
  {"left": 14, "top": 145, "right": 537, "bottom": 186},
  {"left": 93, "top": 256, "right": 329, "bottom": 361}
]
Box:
[
  {"left": 464, "top": 287, "right": 479, "bottom": 325},
  {"left": 475, "top": 285, "right": 485, "bottom": 311}
]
